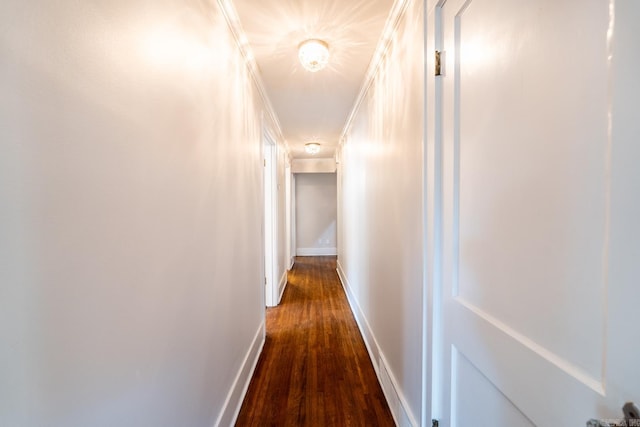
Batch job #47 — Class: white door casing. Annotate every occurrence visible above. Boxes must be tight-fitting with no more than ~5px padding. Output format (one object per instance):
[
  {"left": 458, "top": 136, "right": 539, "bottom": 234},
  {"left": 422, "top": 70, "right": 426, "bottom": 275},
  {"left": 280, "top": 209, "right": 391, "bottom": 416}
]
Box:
[
  {"left": 263, "top": 132, "right": 278, "bottom": 307},
  {"left": 285, "top": 163, "right": 293, "bottom": 270},
  {"left": 435, "top": 0, "right": 640, "bottom": 425}
]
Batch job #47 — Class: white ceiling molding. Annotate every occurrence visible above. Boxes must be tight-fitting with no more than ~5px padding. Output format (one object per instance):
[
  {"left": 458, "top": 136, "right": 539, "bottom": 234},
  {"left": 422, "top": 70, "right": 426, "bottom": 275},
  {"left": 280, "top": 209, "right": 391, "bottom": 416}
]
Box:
[
  {"left": 339, "top": 0, "right": 411, "bottom": 145},
  {"left": 216, "top": 0, "right": 288, "bottom": 153}
]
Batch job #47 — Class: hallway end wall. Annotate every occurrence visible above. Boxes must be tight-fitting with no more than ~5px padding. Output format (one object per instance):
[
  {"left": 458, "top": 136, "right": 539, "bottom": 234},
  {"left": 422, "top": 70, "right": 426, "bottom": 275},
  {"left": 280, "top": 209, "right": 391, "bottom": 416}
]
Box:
[{"left": 296, "top": 173, "right": 338, "bottom": 256}]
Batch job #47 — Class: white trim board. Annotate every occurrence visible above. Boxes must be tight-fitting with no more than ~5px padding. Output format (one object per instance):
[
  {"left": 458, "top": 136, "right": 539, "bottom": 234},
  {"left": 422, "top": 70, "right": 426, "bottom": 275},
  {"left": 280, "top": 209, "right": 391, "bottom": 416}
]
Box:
[
  {"left": 339, "top": 0, "right": 411, "bottom": 143},
  {"left": 214, "top": 321, "right": 265, "bottom": 427},
  {"left": 216, "top": 0, "right": 285, "bottom": 146},
  {"left": 297, "top": 247, "right": 337, "bottom": 256},
  {"left": 336, "top": 261, "right": 418, "bottom": 427},
  {"left": 277, "top": 270, "right": 288, "bottom": 305}
]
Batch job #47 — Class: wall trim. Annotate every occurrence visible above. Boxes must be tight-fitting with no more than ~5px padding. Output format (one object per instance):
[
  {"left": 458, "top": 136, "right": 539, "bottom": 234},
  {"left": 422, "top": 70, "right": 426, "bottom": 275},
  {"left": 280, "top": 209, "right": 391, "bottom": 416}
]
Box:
[
  {"left": 336, "top": 261, "right": 418, "bottom": 427},
  {"left": 336, "top": 261, "right": 379, "bottom": 366},
  {"left": 339, "top": 0, "right": 411, "bottom": 144},
  {"left": 378, "top": 352, "right": 417, "bottom": 427},
  {"left": 214, "top": 321, "right": 265, "bottom": 427},
  {"left": 216, "top": 0, "right": 286, "bottom": 147},
  {"left": 277, "top": 270, "right": 288, "bottom": 304},
  {"left": 297, "top": 247, "right": 337, "bottom": 256}
]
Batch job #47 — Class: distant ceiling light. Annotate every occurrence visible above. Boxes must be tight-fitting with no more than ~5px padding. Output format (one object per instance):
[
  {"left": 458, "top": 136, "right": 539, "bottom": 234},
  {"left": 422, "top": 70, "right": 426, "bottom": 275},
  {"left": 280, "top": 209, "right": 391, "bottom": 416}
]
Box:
[
  {"left": 304, "top": 142, "right": 321, "bottom": 154},
  {"left": 298, "top": 39, "right": 330, "bottom": 72}
]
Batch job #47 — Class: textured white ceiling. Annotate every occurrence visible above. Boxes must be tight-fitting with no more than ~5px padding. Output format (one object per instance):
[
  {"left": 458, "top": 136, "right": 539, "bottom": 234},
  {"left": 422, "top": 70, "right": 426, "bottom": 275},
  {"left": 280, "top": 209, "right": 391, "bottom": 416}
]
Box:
[{"left": 232, "top": 0, "right": 394, "bottom": 159}]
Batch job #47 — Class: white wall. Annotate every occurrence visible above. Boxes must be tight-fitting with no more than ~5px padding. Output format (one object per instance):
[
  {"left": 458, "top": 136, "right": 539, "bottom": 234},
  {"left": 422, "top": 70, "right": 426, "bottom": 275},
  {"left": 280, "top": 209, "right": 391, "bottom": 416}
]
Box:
[
  {"left": 291, "top": 158, "right": 337, "bottom": 173},
  {"left": 296, "top": 173, "right": 337, "bottom": 256},
  {"left": 337, "top": 0, "right": 425, "bottom": 424},
  {"left": 0, "top": 0, "right": 285, "bottom": 425}
]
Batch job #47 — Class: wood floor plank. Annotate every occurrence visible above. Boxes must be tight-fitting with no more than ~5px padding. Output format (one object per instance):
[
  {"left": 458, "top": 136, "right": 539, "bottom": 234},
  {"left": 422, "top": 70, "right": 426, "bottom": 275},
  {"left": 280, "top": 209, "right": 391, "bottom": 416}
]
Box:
[{"left": 235, "top": 256, "right": 395, "bottom": 427}]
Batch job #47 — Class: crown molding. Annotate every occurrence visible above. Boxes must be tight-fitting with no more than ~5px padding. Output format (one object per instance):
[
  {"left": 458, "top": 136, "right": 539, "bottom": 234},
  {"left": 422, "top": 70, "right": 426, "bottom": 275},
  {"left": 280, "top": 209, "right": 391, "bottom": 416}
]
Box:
[
  {"left": 216, "top": 0, "right": 288, "bottom": 152},
  {"left": 339, "top": 0, "right": 412, "bottom": 145}
]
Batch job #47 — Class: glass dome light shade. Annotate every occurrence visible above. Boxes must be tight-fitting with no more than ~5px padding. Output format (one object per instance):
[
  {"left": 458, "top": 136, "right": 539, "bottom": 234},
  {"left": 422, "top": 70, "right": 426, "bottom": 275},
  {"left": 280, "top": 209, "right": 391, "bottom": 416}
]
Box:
[
  {"left": 304, "top": 142, "right": 321, "bottom": 154},
  {"left": 298, "top": 39, "right": 330, "bottom": 72}
]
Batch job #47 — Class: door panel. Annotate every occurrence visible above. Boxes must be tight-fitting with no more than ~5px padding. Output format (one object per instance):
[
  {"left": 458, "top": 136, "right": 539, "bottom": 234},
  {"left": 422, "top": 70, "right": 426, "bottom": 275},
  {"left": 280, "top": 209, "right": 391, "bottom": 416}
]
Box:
[
  {"left": 453, "top": 347, "right": 535, "bottom": 427},
  {"left": 454, "top": 0, "right": 606, "bottom": 380},
  {"left": 437, "top": 0, "right": 627, "bottom": 425}
]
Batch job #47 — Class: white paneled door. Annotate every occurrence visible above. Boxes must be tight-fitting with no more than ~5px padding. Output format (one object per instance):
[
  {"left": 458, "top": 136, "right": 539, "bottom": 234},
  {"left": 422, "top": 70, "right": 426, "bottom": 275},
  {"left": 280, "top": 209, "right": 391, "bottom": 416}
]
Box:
[{"left": 436, "top": 0, "right": 640, "bottom": 425}]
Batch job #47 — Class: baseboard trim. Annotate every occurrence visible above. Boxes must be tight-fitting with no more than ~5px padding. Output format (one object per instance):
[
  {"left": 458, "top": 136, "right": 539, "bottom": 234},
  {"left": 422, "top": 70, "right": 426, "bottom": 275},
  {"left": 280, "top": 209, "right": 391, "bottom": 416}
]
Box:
[
  {"left": 214, "top": 321, "right": 265, "bottom": 427},
  {"left": 277, "top": 270, "right": 288, "bottom": 304},
  {"left": 336, "top": 261, "right": 417, "bottom": 427},
  {"left": 297, "top": 247, "right": 337, "bottom": 256},
  {"left": 378, "top": 352, "right": 417, "bottom": 427},
  {"left": 336, "top": 262, "right": 380, "bottom": 368}
]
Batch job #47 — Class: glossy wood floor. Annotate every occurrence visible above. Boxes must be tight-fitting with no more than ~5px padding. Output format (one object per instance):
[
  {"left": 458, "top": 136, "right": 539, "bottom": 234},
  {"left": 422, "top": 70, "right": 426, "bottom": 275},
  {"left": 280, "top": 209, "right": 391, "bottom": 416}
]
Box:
[{"left": 235, "top": 256, "right": 395, "bottom": 427}]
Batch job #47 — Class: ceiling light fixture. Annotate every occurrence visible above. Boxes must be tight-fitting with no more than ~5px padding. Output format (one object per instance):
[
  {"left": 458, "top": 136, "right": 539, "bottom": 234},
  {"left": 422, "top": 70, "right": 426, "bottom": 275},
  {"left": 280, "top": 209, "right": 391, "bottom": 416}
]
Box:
[
  {"left": 298, "top": 39, "right": 330, "bottom": 72},
  {"left": 304, "top": 142, "right": 321, "bottom": 155}
]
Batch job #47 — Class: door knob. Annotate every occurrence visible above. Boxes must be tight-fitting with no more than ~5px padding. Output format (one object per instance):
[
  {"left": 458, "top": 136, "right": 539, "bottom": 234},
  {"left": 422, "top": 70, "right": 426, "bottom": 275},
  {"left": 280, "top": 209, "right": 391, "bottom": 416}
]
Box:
[
  {"left": 587, "top": 402, "right": 639, "bottom": 427},
  {"left": 623, "top": 402, "right": 640, "bottom": 424}
]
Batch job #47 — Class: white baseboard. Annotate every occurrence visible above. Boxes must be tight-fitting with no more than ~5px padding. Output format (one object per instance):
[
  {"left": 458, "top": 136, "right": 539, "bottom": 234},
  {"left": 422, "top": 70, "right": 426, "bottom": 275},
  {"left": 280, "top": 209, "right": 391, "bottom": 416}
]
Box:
[
  {"left": 214, "top": 321, "right": 265, "bottom": 427},
  {"left": 336, "top": 261, "right": 417, "bottom": 427},
  {"left": 336, "top": 262, "right": 380, "bottom": 368},
  {"left": 297, "top": 247, "right": 337, "bottom": 256},
  {"left": 377, "top": 352, "right": 416, "bottom": 427},
  {"left": 289, "top": 256, "right": 295, "bottom": 270},
  {"left": 277, "top": 270, "right": 287, "bottom": 304}
]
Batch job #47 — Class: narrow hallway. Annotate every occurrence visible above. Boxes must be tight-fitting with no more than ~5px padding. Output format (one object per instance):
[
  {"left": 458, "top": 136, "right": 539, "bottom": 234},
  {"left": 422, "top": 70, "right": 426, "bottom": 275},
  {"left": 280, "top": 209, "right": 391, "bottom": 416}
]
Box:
[{"left": 236, "top": 257, "right": 394, "bottom": 426}]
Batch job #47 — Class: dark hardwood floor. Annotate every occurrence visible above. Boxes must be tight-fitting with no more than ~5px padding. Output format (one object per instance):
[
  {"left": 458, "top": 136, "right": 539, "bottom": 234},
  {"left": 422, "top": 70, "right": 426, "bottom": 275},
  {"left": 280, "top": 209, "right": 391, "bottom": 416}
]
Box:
[{"left": 235, "top": 256, "right": 395, "bottom": 426}]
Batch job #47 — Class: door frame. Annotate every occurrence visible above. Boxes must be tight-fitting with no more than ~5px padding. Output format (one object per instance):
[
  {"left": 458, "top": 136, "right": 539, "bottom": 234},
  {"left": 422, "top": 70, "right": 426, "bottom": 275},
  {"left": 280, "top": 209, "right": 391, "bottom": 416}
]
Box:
[
  {"left": 423, "top": 1, "right": 446, "bottom": 425},
  {"left": 263, "top": 130, "right": 278, "bottom": 307},
  {"left": 285, "top": 163, "right": 295, "bottom": 270}
]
